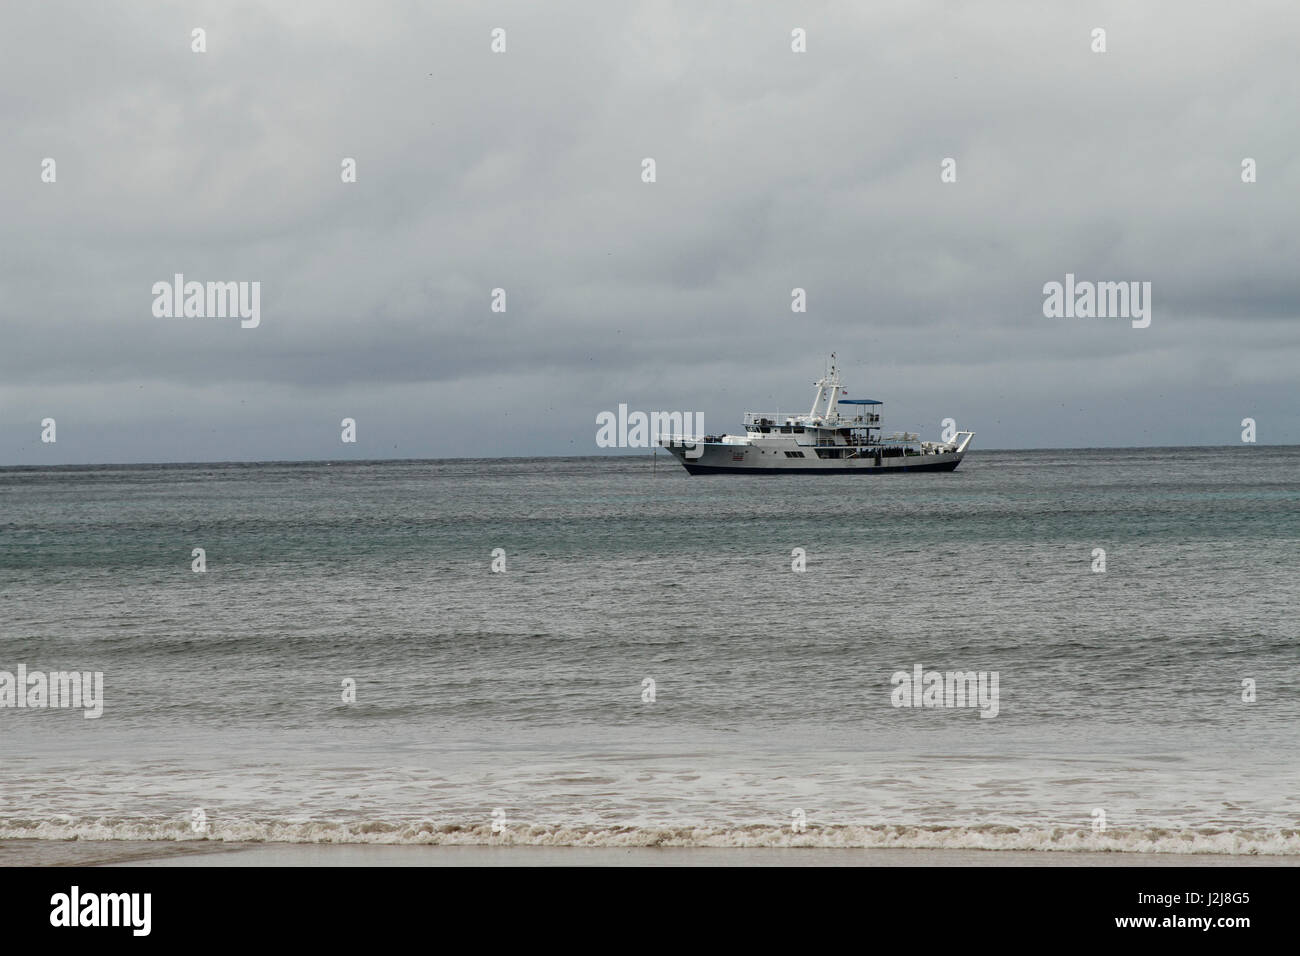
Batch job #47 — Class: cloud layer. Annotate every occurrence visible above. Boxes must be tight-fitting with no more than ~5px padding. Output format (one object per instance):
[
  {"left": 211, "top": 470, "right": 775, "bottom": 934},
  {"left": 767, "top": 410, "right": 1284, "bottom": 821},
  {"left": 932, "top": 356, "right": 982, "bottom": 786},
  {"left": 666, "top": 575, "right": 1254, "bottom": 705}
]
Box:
[{"left": 2, "top": 1, "right": 1297, "bottom": 463}]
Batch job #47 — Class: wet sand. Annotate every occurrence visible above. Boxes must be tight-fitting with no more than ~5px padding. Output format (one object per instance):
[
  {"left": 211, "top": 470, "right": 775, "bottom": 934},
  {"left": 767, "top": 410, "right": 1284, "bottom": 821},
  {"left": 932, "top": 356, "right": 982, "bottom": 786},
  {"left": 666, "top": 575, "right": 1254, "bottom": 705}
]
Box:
[{"left": 3, "top": 840, "right": 1295, "bottom": 867}]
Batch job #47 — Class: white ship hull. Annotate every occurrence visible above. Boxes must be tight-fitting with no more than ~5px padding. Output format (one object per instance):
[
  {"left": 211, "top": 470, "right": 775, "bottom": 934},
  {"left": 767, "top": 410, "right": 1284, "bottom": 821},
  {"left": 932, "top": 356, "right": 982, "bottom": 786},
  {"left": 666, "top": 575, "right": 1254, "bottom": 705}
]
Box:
[{"left": 661, "top": 438, "right": 969, "bottom": 474}]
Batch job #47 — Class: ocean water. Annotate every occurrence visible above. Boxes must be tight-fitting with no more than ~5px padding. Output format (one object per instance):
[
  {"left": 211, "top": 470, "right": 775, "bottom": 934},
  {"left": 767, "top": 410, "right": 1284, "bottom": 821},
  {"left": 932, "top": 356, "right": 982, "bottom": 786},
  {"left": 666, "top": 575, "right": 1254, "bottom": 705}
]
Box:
[{"left": 1, "top": 447, "right": 1298, "bottom": 855}]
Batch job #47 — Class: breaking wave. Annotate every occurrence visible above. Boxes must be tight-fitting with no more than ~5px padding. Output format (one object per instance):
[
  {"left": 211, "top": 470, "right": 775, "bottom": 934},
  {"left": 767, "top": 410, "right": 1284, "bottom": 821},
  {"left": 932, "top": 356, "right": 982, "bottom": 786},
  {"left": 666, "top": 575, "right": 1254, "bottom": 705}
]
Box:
[{"left": 3, "top": 818, "right": 1298, "bottom": 855}]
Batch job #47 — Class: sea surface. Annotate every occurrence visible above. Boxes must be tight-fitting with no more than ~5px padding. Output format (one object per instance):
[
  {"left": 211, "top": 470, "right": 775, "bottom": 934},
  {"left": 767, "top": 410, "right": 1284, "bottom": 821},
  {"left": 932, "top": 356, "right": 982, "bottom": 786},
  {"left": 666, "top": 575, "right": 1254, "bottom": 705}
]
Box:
[{"left": 1, "top": 448, "right": 1298, "bottom": 856}]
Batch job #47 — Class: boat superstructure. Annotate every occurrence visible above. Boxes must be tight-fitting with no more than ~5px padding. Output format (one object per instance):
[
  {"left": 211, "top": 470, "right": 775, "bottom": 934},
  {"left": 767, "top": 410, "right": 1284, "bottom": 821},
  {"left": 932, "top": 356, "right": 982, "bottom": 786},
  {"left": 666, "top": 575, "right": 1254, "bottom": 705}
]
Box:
[{"left": 657, "top": 354, "right": 974, "bottom": 475}]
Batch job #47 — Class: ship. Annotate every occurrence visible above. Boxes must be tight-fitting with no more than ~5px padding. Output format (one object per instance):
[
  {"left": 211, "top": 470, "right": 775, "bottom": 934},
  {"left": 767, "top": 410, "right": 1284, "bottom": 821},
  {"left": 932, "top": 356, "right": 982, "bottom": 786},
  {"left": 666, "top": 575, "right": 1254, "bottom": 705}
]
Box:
[{"left": 657, "top": 354, "right": 974, "bottom": 474}]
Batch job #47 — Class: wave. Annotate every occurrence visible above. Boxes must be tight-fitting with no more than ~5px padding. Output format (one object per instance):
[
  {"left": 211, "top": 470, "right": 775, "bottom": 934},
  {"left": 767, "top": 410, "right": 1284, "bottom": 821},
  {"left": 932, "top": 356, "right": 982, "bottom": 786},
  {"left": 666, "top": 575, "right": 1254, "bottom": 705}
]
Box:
[{"left": 3, "top": 819, "right": 1297, "bottom": 854}]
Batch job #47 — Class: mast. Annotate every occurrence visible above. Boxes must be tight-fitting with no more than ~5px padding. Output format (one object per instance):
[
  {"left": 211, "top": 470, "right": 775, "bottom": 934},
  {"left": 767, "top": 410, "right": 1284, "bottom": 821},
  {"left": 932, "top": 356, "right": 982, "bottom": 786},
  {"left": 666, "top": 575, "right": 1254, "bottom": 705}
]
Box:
[
  {"left": 809, "top": 363, "right": 826, "bottom": 419},
  {"left": 809, "top": 352, "right": 838, "bottom": 421},
  {"left": 824, "top": 353, "right": 841, "bottom": 421}
]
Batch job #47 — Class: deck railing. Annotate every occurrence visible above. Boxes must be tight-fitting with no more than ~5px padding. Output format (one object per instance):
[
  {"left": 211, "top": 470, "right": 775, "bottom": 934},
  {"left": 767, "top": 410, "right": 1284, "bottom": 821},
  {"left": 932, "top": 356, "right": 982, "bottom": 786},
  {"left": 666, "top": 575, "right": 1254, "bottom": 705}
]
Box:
[
  {"left": 743, "top": 412, "right": 799, "bottom": 425},
  {"left": 743, "top": 412, "right": 881, "bottom": 426},
  {"left": 657, "top": 434, "right": 746, "bottom": 445}
]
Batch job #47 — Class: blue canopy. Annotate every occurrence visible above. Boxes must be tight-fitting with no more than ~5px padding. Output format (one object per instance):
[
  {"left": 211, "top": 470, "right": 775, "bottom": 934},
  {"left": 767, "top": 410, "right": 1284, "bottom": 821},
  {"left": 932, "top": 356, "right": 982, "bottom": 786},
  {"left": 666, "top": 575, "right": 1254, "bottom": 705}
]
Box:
[{"left": 839, "top": 398, "right": 882, "bottom": 405}]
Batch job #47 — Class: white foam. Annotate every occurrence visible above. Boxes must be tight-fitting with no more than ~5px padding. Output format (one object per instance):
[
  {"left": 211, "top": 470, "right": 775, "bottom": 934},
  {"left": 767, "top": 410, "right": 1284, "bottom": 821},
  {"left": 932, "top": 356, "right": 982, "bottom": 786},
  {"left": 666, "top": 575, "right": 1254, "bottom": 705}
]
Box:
[{"left": 3, "top": 818, "right": 1297, "bottom": 855}]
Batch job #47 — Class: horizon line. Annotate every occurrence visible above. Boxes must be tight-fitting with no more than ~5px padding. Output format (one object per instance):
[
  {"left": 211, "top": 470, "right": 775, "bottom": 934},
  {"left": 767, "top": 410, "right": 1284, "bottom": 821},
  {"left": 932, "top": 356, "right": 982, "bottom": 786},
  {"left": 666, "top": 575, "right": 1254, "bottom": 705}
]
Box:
[{"left": 0, "top": 443, "right": 1292, "bottom": 470}]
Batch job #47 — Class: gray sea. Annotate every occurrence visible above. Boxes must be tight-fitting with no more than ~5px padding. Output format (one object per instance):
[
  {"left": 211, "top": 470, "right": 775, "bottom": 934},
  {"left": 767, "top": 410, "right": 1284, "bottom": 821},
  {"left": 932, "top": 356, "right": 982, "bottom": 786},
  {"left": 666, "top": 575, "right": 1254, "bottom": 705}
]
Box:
[{"left": 1, "top": 447, "right": 1297, "bottom": 855}]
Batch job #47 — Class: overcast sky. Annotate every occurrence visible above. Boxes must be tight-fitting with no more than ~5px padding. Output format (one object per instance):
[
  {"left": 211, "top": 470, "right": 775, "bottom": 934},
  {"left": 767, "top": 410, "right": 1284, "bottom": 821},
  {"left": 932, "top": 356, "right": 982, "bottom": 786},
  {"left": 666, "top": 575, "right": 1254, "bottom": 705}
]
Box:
[{"left": 2, "top": 1, "right": 1297, "bottom": 465}]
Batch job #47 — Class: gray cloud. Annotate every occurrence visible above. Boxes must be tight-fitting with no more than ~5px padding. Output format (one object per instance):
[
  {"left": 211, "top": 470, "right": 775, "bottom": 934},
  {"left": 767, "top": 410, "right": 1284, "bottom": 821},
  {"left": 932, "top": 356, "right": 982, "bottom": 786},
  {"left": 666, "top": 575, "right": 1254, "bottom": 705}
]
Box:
[{"left": 2, "top": 0, "right": 1297, "bottom": 463}]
